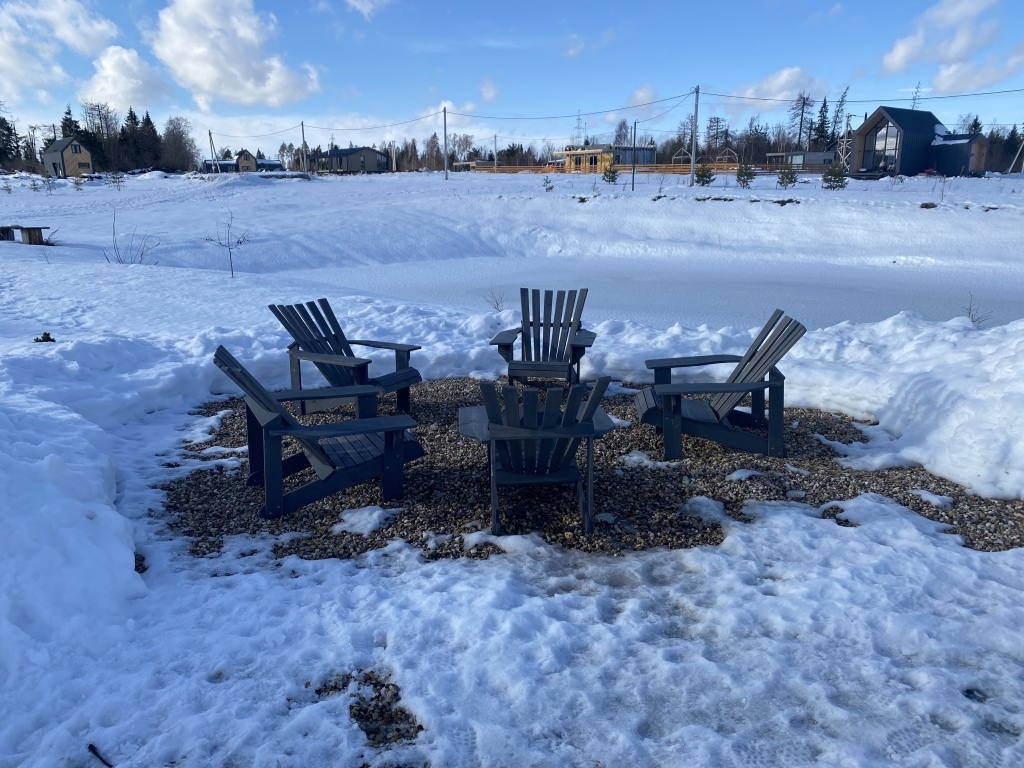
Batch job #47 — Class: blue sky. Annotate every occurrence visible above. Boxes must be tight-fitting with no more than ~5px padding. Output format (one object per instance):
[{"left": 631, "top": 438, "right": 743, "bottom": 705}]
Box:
[{"left": 2, "top": 0, "right": 1023, "bottom": 154}]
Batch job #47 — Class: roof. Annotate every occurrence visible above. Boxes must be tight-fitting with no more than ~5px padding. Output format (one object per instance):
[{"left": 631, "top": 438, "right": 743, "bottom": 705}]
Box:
[
  {"left": 869, "top": 106, "right": 946, "bottom": 136},
  {"left": 933, "top": 132, "right": 987, "bottom": 147},
  {"left": 322, "top": 146, "right": 387, "bottom": 158},
  {"left": 43, "top": 136, "right": 85, "bottom": 155}
]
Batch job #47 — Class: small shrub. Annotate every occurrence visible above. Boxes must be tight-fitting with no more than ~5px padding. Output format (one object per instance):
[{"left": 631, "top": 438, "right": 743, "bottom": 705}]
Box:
[
  {"left": 1, "top": 179, "right": 11, "bottom": 194},
  {"left": 821, "top": 162, "right": 848, "bottom": 190},
  {"left": 29, "top": 180, "right": 41, "bottom": 192},
  {"left": 71, "top": 176, "right": 84, "bottom": 192},
  {"left": 542, "top": 175, "right": 554, "bottom": 192},
  {"left": 42, "top": 176, "right": 56, "bottom": 195},
  {"left": 694, "top": 162, "right": 716, "bottom": 187},
  {"left": 602, "top": 165, "right": 619, "bottom": 184},
  {"left": 777, "top": 164, "right": 797, "bottom": 189},
  {"left": 104, "top": 212, "right": 159, "bottom": 265},
  {"left": 484, "top": 286, "right": 506, "bottom": 311},
  {"left": 920, "top": 202, "right": 937, "bottom": 209},
  {"left": 107, "top": 172, "right": 126, "bottom": 191},
  {"left": 34, "top": 331, "right": 56, "bottom": 343},
  {"left": 963, "top": 292, "right": 992, "bottom": 328},
  {"left": 735, "top": 162, "right": 755, "bottom": 189}
]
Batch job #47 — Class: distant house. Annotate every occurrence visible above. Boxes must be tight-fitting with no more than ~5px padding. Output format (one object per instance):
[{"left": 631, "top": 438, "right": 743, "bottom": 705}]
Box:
[
  {"left": 315, "top": 147, "right": 390, "bottom": 174},
  {"left": 42, "top": 136, "right": 94, "bottom": 178},
  {"left": 851, "top": 106, "right": 988, "bottom": 176},
  {"left": 766, "top": 150, "right": 835, "bottom": 167},
  {"left": 200, "top": 153, "right": 285, "bottom": 173},
  {"left": 554, "top": 141, "right": 657, "bottom": 173},
  {"left": 235, "top": 148, "right": 257, "bottom": 172}
]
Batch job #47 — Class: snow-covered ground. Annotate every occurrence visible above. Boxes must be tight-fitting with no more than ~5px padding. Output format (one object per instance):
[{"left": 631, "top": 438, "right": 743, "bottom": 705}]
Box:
[{"left": 1, "top": 171, "right": 1023, "bottom": 766}]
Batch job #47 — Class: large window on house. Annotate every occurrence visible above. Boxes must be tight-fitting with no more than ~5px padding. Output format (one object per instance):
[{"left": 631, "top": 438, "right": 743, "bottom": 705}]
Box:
[{"left": 862, "top": 120, "right": 899, "bottom": 172}]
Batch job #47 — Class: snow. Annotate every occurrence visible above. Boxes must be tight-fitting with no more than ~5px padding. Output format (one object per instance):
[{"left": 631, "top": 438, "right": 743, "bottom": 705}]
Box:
[{"left": 2, "top": 171, "right": 1024, "bottom": 766}]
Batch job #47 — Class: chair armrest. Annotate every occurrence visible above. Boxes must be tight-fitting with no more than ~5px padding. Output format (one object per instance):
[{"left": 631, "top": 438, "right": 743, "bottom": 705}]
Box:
[
  {"left": 288, "top": 348, "right": 372, "bottom": 368},
  {"left": 272, "top": 385, "right": 379, "bottom": 402},
  {"left": 489, "top": 423, "right": 595, "bottom": 440},
  {"left": 655, "top": 380, "right": 779, "bottom": 396},
  {"left": 645, "top": 354, "right": 742, "bottom": 370},
  {"left": 268, "top": 414, "right": 416, "bottom": 438},
  {"left": 348, "top": 339, "right": 422, "bottom": 352},
  {"left": 569, "top": 329, "right": 597, "bottom": 348},
  {"left": 489, "top": 328, "right": 522, "bottom": 346}
]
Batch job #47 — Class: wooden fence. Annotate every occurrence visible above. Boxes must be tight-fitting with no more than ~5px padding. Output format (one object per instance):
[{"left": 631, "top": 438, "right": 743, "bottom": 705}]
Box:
[{"left": 473, "top": 163, "right": 835, "bottom": 175}]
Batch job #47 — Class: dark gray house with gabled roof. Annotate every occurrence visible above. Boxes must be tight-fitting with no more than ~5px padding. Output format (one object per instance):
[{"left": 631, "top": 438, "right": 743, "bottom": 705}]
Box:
[
  {"left": 851, "top": 106, "right": 987, "bottom": 177},
  {"left": 314, "top": 147, "right": 390, "bottom": 174}
]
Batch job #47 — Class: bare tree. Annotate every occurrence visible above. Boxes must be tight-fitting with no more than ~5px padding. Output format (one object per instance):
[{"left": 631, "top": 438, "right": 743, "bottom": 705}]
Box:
[
  {"left": 160, "top": 116, "right": 201, "bottom": 171},
  {"left": 788, "top": 91, "right": 815, "bottom": 150},
  {"left": 613, "top": 119, "right": 631, "bottom": 145}
]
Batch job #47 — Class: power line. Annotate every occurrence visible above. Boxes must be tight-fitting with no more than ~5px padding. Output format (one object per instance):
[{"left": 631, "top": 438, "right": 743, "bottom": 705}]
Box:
[
  {"left": 449, "top": 90, "right": 695, "bottom": 121},
  {"left": 211, "top": 123, "right": 302, "bottom": 139},
  {"left": 305, "top": 111, "right": 443, "bottom": 132},
  {"left": 702, "top": 86, "right": 1024, "bottom": 105}
]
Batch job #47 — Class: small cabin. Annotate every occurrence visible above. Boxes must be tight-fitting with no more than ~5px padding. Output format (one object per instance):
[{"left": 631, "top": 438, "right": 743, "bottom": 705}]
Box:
[{"left": 41, "top": 136, "right": 94, "bottom": 178}]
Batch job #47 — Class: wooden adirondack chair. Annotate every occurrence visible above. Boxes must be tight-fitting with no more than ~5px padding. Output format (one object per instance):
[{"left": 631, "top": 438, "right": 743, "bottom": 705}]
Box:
[
  {"left": 634, "top": 310, "right": 806, "bottom": 459},
  {"left": 213, "top": 346, "right": 424, "bottom": 518},
  {"left": 269, "top": 298, "right": 422, "bottom": 414},
  {"left": 490, "top": 288, "right": 597, "bottom": 385},
  {"left": 481, "top": 377, "right": 610, "bottom": 535}
]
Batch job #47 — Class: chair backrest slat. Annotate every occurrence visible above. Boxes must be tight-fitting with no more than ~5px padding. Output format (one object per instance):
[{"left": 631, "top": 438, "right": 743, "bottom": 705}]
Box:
[
  {"left": 313, "top": 298, "right": 356, "bottom": 357},
  {"left": 519, "top": 288, "right": 533, "bottom": 361},
  {"left": 213, "top": 346, "right": 334, "bottom": 476},
  {"left": 536, "top": 388, "right": 564, "bottom": 472},
  {"left": 270, "top": 300, "right": 359, "bottom": 387},
  {"left": 710, "top": 312, "right": 806, "bottom": 417},
  {"left": 501, "top": 384, "right": 524, "bottom": 473},
  {"left": 562, "top": 376, "right": 611, "bottom": 461},
  {"left": 481, "top": 381, "right": 513, "bottom": 473},
  {"left": 517, "top": 288, "right": 588, "bottom": 363}
]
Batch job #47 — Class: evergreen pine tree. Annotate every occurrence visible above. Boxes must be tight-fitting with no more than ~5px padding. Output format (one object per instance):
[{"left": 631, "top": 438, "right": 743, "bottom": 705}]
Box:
[
  {"left": 60, "top": 105, "right": 81, "bottom": 138},
  {"left": 812, "top": 98, "right": 829, "bottom": 148},
  {"left": 735, "top": 162, "right": 755, "bottom": 189},
  {"left": 139, "top": 112, "right": 161, "bottom": 167},
  {"left": 0, "top": 117, "right": 18, "bottom": 164},
  {"left": 777, "top": 164, "right": 797, "bottom": 189},
  {"left": 694, "top": 162, "right": 716, "bottom": 186},
  {"left": 821, "top": 161, "right": 847, "bottom": 190},
  {"left": 602, "top": 164, "right": 619, "bottom": 184}
]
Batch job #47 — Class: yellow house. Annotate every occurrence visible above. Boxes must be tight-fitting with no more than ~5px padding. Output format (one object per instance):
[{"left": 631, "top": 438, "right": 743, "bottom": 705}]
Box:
[
  {"left": 235, "top": 149, "right": 257, "bottom": 172},
  {"left": 41, "top": 136, "right": 94, "bottom": 178},
  {"left": 553, "top": 144, "right": 614, "bottom": 173}
]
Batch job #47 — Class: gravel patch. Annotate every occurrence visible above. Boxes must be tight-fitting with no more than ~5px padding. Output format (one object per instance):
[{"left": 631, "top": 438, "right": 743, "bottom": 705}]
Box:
[{"left": 161, "top": 379, "right": 1024, "bottom": 560}]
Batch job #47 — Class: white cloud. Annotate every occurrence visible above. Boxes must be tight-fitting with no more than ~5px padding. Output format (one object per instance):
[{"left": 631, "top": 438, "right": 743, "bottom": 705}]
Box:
[
  {"left": 0, "top": 0, "right": 118, "bottom": 104},
  {"left": 479, "top": 78, "right": 499, "bottom": 104},
  {"left": 0, "top": 15, "right": 65, "bottom": 104},
  {"left": 152, "top": 0, "right": 319, "bottom": 111},
  {"left": 881, "top": 0, "right": 1014, "bottom": 91},
  {"left": 79, "top": 46, "right": 172, "bottom": 111},
  {"left": 734, "top": 66, "right": 828, "bottom": 104},
  {"left": 8, "top": 0, "right": 118, "bottom": 56},
  {"left": 345, "top": 0, "right": 392, "bottom": 19},
  {"left": 882, "top": 32, "right": 925, "bottom": 73},
  {"left": 564, "top": 34, "right": 584, "bottom": 58}
]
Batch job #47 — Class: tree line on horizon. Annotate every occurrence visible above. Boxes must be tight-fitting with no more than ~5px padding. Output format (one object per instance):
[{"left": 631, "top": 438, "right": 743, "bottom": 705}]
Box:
[
  {"left": 0, "top": 101, "right": 201, "bottom": 173},
  {"left": 2, "top": 94, "right": 1020, "bottom": 175}
]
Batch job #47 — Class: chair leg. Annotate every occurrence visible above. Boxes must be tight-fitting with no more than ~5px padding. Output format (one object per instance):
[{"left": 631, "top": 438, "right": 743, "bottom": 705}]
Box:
[
  {"left": 663, "top": 394, "right": 683, "bottom": 461},
  {"left": 582, "top": 439, "right": 594, "bottom": 533},
  {"left": 245, "top": 404, "right": 264, "bottom": 486},
  {"left": 490, "top": 462, "right": 501, "bottom": 535},
  {"left": 396, "top": 386, "right": 411, "bottom": 413},
  {"left": 289, "top": 352, "right": 307, "bottom": 416},
  {"left": 381, "top": 430, "right": 404, "bottom": 501},
  {"left": 768, "top": 378, "right": 785, "bottom": 457},
  {"left": 261, "top": 434, "right": 284, "bottom": 518}
]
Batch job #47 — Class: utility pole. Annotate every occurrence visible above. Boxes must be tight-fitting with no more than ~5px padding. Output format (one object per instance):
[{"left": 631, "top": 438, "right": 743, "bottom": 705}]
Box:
[
  {"left": 689, "top": 85, "right": 699, "bottom": 187},
  {"left": 631, "top": 120, "right": 637, "bottom": 191},
  {"left": 208, "top": 130, "right": 219, "bottom": 172},
  {"left": 1009, "top": 135, "right": 1024, "bottom": 174},
  {"left": 443, "top": 106, "right": 448, "bottom": 180},
  {"left": 494, "top": 134, "right": 497, "bottom": 172},
  {"left": 300, "top": 121, "right": 308, "bottom": 174}
]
